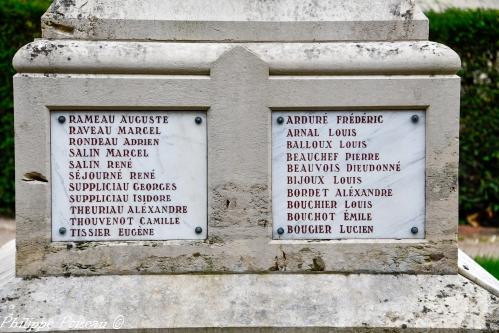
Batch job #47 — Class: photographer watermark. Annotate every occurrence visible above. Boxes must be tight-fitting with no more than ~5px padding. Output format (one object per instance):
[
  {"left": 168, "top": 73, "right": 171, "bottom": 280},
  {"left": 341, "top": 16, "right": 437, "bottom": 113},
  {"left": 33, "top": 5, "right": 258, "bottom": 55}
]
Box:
[{"left": 1, "top": 312, "right": 125, "bottom": 331}]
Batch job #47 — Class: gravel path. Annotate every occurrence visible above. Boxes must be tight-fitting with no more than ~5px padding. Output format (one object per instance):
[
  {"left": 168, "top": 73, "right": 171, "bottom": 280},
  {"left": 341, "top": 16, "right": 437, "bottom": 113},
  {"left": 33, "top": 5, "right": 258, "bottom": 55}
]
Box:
[
  {"left": 418, "top": 0, "right": 499, "bottom": 12},
  {"left": 0, "top": 218, "right": 14, "bottom": 248},
  {"left": 458, "top": 226, "right": 499, "bottom": 258}
]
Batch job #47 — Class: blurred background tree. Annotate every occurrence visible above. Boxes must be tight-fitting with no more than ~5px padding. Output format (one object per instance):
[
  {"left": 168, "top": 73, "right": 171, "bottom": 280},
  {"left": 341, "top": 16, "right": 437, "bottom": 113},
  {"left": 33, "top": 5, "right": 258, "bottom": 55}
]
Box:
[
  {"left": 0, "top": 0, "right": 52, "bottom": 216},
  {"left": 427, "top": 9, "right": 498, "bottom": 227}
]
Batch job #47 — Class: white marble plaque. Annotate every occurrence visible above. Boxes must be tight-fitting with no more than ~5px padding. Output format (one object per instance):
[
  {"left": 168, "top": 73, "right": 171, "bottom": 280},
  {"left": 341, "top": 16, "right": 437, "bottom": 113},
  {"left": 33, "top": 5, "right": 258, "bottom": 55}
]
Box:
[
  {"left": 51, "top": 111, "right": 207, "bottom": 241},
  {"left": 272, "top": 111, "right": 425, "bottom": 239}
]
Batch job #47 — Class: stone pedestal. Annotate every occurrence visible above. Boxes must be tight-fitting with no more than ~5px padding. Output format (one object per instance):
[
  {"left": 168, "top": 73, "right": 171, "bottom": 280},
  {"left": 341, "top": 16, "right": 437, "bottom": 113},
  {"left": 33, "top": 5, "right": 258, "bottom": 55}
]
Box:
[{"left": 5, "top": 0, "right": 498, "bottom": 331}]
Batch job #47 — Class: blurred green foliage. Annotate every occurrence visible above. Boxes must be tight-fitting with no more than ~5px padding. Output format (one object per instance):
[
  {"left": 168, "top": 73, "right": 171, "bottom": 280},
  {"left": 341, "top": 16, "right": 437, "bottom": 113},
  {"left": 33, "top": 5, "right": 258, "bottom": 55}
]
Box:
[
  {"left": 0, "top": 0, "right": 52, "bottom": 216},
  {"left": 0, "top": 5, "right": 498, "bottom": 226},
  {"left": 428, "top": 9, "right": 499, "bottom": 226}
]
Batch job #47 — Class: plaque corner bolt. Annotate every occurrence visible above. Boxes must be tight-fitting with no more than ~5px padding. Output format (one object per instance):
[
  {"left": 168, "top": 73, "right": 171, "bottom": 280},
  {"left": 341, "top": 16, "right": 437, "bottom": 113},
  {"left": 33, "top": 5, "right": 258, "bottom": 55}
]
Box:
[
  {"left": 277, "top": 227, "right": 285, "bottom": 235},
  {"left": 195, "top": 116, "right": 203, "bottom": 125},
  {"left": 59, "top": 227, "right": 67, "bottom": 235},
  {"left": 195, "top": 226, "right": 203, "bottom": 234},
  {"left": 58, "top": 115, "right": 66, "bottom": 124},
  {"left": 411, "top": 114, "right": 419, "bottom": 123},
  {"left": 276, "top": 116, "right": 284, "bottom": 125},
  {"left": 410, "top": 226, "right": 418, "bottom": 234}
]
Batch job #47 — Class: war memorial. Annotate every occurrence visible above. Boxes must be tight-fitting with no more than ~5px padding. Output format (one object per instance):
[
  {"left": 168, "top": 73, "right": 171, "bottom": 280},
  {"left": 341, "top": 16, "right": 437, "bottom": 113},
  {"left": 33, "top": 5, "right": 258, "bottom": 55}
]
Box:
[{"left": 0, "top": 0, "right": 497, "bottom": 331}]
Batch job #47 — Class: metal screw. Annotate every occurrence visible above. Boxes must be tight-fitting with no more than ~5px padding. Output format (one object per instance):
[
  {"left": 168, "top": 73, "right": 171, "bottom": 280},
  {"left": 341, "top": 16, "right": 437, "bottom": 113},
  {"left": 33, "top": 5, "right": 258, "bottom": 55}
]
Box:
[
  {"left": 277, "top": 227, "right": 284, "bottom": 235},
  {"left": 59, "top": 227, "right": 67, "bottom": 235},
  {"left": 411, "top": 115, "right": 419, "bottom": 123},
  {"left": 411, "top": 226, "right": 418, "bottom": 234},
  {"left": 195, "top": 226, "right": 203, "bottom": 234},
  {"left": 276, "top": 116, "right": 284, "bottom": 124},
  {"left": 195, "top": 116, "right": 203, "bottom": 124},
  {"left": 58, "top": 115, "right": 66, "bottom": 124}
]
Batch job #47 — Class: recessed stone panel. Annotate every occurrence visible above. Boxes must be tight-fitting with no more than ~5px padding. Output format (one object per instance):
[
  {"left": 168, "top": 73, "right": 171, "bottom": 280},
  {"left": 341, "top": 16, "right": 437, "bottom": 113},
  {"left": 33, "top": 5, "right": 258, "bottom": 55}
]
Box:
[
  {"left": 272, "top": 111, "right": 425, "bottom": 240},
  {"left": 51, "top": 111, "right": 207, "bottom": 241}
]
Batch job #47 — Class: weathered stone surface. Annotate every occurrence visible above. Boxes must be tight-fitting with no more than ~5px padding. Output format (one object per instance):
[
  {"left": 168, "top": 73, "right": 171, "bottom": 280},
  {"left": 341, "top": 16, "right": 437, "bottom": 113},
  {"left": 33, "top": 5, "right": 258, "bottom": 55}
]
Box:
[
  {"left": 8, "top": 2, "right": 475, "bottom": 332},
  {"left": 41, "top": 0, "right": 428, "bottom": 42},
  {"left": 1, "top": 243, "right": 493, "bottom": 332},
  {"left": 0, "top": 269, "right": 497, "bottom": 331},
  {"left": 13, "top": 40, "right": 461, "bottom": 75},
  {"left": 13, "top": 44, "right": 460, "bottom": 276}
]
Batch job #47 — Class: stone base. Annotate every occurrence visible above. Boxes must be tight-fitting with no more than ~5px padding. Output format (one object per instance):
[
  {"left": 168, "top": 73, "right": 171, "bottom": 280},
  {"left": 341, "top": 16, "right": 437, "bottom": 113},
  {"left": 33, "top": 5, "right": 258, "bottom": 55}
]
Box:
[
  {"left": 1, "top": 241, "right": 497, "bottom": 332},
  {"left": 0, "top": 261, "right": 497, "bottom": 332}
]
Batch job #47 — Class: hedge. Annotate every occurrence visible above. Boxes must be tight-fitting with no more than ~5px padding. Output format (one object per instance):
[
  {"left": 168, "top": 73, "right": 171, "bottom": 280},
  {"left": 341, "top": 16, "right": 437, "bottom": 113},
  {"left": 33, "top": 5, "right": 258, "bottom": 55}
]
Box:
[
  {"left": 0, "top": 4, "right": 498, "bottom": 226},
  {"left": 427, "top": 9, "right": 499, "bottom": 226},
  {"left": 0, "top": 0, "right": 51, "bottom": 216}
]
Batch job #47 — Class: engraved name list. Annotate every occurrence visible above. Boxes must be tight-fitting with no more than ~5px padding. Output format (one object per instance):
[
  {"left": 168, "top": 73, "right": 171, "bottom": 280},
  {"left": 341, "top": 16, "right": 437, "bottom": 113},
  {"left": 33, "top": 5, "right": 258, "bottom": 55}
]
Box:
[
  {"left": 51, "top": 111, "right": 207, "bottom": 241},
  {"left": 272, "top": 111, "right": 425, "bottom": 240}
]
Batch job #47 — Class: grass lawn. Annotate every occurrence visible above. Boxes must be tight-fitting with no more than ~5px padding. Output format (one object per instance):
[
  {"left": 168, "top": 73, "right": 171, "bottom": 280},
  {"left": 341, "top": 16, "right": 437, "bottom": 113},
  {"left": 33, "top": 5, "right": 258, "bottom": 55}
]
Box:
[{"left": 475, "top": 256, "right": 499, "bottom": 280}]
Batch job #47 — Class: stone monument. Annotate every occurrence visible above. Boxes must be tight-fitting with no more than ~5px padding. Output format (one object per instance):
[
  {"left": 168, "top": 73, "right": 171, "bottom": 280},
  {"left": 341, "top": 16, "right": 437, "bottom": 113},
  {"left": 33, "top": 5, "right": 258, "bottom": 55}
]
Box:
[{"left": 1, "top": 0, "right": 497, "bottom": 331}]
